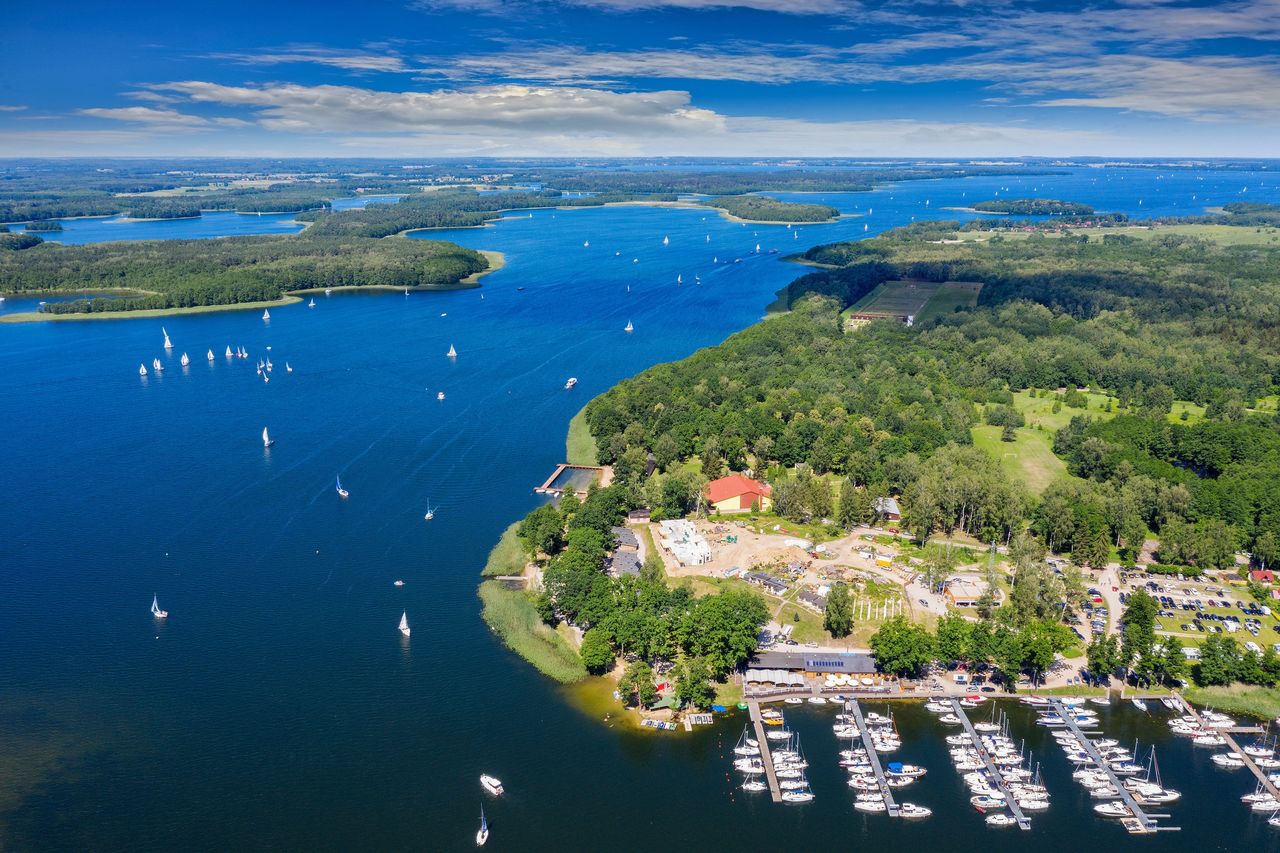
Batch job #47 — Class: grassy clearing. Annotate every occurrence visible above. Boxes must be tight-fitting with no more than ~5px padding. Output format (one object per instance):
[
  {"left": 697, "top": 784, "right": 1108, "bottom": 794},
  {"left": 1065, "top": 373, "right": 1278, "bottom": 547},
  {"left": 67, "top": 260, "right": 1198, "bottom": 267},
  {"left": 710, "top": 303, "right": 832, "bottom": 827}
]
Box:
[
  {"left": 713, "top": 680, "right": 744, "bottom": 706},
  {"left": 478, "top": 580, "right": 587, "bottom": 684},
  {"left": 1184, "top": 684, "right": 1280, "bottom": 720},
  {"left": 972, "top": 423, "right": 1070, "bottom": 495},
  {"left": 566, "top": 405, "right": 599, "bottom": 466},
  {"left": 481, "top": 520, "right": 526, "bottom": 578},
  {"left": 915, "top": 283, "right": 982, "bottom": 322},
  {"left": 958, "top": 223, "right": 1280, "bottom": 247}
]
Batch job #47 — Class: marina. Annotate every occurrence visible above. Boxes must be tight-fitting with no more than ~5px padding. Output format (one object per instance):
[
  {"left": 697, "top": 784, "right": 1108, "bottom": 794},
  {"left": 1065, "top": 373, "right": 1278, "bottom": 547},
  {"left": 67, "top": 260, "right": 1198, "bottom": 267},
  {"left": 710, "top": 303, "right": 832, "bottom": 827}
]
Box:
[
  {"left": 951, "top": 698, "right": 1032, "bottom": 830},
  {"left": 1048, "top": 699, "right": 1174, "bottom": 835},
  {"left": 746, "top": 700, "right": 784, "bottom": 802},
  {"left": 845, "top": 700, "right": 901, "bottom": 817}
]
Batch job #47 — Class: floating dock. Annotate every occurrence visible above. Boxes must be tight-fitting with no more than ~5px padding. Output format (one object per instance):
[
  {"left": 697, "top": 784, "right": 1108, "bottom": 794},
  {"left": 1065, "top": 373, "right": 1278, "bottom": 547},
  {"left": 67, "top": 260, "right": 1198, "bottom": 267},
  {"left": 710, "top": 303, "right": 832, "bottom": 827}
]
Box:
[
  {"left": 1180, "top": 701, "right": 1280, "bottom": 800},
  {"left": 746, "top": 700, "right": 783, "bottom": 803},
  {"left": 846, "top": 700, "right": 900, "bottom": 817},
  {"left": 1050, "top": 700, "right": 1171, "bottom": 834},
  {"left": 950, "top": 699, "right": 1031, "bottom": 830}
]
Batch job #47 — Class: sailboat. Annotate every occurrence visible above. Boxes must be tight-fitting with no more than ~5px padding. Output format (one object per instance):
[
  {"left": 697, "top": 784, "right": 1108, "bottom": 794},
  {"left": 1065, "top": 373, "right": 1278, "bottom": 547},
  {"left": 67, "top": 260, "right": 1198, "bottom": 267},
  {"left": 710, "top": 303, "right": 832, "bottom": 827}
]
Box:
[
  {"left": 676, "top": 274, "right": 682, "bottom": 284},
  {"left": 662, "top": 235, "right": 669, "bottom": 246},
  {"left": 262, "top": 427, "right": 274, "bottom": 448},
  {"left": 139, "top": 363, "right": 147, "bottom": 376},
  {"left": 225, "top": 345, "right": 233, "bottom": 358},
  {"left": 705, "top": 234, "right": 710, "bottom": 242},
  {"left": 424, "top": 500, "right": 436, "bottom": 521},
  {"left": 447, "top": 344, "right": 457, "bottom": 358},
  {"left": 151, "top": 595, "right": 168, "bottom": 619},
  {"left": 262, "top": 309, "right": 270, "bottom": 321},
  {"left": 207, "top": 349, "right": 214, "bottom": 361},
  {"left": 308, "top": 298, "right": 316, "bottom": 308},
  {"left": 285, "top": 362, "right": 292, "bottom": 373},
  {"left": 712, "top": 256, "right": 718, "bottom": 263},
  {"left": 152, "top": 357, "right": 164, "bottom": 372},
  {"left": 399, "top": 611, "right": 411, "bottom": 638},
  {"left": 755, "top": 243, "right": 761, "bottom": 253},
  {"left": 583, "top": 240, "right": 589, "bottom": 247},
  {"left": 336, "top": 476, "right": 349, "bottom": 498},
  {"left": 476, "top": 805, "right": 489, "bottom": 846},
  {"left": 180, "top": 352, "right": 189, "bottom": 367},
  {"left": 437, "top": 391, "right": 446, "bottom": 401},
  {"left": 162, "top": 328, "right": 173, "bottom": 349},
  {"left": 624, "top": 320, "right": 634, "bottom": 333}
]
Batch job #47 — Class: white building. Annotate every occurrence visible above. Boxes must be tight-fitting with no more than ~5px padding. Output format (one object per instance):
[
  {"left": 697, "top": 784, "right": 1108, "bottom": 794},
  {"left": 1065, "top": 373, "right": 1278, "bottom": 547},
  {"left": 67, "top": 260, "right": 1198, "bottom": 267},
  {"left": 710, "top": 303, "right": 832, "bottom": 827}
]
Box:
[{"left": 659, "top": 519, "right": 712, "bottom": 565}]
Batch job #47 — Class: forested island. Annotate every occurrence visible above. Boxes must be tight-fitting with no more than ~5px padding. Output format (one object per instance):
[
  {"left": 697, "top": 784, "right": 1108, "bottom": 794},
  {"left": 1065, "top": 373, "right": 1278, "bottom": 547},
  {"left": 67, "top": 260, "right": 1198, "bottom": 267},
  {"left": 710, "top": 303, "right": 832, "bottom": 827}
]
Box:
[
  {"left": 0, "top": 236, "right": 490, "bottom": 314},
  {"left": 22, "top": 220, "right": 63, "bottom": 232},
  {"left": 971, "top": 198, "right": 1095, "bottom": 215},
  {"left": 481, "top": 215, "right": 1280, "bottom": 717},
  {"left": 700, "top": 194, "right": 839, "bottom": 223}
]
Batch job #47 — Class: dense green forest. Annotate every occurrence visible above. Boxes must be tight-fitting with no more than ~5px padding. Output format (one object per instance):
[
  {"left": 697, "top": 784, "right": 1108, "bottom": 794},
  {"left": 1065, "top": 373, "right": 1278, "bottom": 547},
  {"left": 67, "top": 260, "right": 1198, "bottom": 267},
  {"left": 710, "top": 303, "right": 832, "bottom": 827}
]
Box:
[
  {"left": 971, "top": 198, "right": 1094, "bottom": 215},
  {"left": 23, "top": 220, "right": 63, "bottom": 232},
  {"left": 302, "top": 189, "right": 671, "bottom": 238},
  {"left": 585, "top": 222, "right": 1280, "bottom": 564},
  {"left": 701, "top": 194, "right": 838, "bottom": 223},
  {"left": 0, "top": 236, "right": 488, "bottom": 313},
  {"left": 0, "top": 233, "right": 42, "bottom": 251}
]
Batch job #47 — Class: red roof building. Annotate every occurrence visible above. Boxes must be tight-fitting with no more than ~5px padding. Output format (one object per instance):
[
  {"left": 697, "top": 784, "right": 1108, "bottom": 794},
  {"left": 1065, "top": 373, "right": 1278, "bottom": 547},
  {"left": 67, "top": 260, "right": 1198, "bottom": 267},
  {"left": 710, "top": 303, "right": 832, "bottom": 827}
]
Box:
[
  {"left": 1250, "top": 569, "right": 1275, "bottom": 584},
  {"left": 706, "top": 474, "right": 772, "bottom": 513}
]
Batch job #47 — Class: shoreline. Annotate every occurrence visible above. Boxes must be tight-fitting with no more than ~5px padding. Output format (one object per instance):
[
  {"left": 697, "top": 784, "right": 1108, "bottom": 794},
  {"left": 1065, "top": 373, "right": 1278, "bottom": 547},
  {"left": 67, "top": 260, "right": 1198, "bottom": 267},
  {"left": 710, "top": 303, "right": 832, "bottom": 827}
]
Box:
[{"left": 0, "top": 250, "right": 505, "bottom": 324}]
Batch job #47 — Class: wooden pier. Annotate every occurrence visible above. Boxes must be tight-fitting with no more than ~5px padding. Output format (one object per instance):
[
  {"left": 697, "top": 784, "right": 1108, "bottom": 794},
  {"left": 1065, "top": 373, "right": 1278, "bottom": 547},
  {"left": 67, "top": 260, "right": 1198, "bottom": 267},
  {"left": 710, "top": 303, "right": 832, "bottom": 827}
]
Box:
[
  {"left": 1180, "top": 701, "right": 1280, "bottom": 800},
  {"left": 950, "top": 699, "right": 1031, "bottom": 830},
  {"left": 746, "top": 700, "right": 783, "bottom": 803},
  {"left": 1050, "top": 700, "right": 1169, "bottom": 834},
  {"left": 846, "top": 700, "right": 901, "bottom": 816}
]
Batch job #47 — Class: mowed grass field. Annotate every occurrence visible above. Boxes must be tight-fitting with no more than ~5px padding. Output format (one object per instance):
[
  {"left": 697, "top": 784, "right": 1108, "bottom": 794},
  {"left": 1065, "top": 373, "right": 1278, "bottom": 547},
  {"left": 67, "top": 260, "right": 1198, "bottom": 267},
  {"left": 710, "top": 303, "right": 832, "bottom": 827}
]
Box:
[
  {"left": 959, "top": 223, "right": 1280, "bottom": 247},
  {"left": 845, "top": 279, "right": 983, "bottom": 323}
]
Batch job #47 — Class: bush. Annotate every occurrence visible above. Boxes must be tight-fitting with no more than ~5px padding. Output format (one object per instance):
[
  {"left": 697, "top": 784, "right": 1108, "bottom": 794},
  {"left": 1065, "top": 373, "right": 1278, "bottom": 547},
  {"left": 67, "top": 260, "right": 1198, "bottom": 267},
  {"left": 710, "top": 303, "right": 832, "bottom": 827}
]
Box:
[{"left": 1143, "top": 563, "right": 1203, "bottom": 577}]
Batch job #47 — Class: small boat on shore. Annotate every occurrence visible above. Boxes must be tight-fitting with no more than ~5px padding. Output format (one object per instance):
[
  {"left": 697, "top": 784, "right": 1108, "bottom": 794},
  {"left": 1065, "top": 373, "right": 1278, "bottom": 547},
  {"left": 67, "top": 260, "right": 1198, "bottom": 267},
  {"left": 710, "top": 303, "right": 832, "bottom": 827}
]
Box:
[
  {"left": 262, "top": 427, "right": 273, "bottom": 448},
  {"left": 336, "top": 476, "right": 349, "bottom": 499},
  {"left": 150, "top": 595, "right": 168, "bottom": 619},
  {"left": 399, "top": 611, "right": 411, "bottom": 638},
  {"left": 480, "top": 774, "right": 504, "bottom": 796}
]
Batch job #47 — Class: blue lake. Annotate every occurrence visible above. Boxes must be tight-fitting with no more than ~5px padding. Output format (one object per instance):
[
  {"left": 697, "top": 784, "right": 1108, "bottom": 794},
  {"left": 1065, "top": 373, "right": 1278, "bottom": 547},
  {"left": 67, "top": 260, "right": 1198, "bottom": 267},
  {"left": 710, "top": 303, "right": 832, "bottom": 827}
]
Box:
[{"left": 2, "top": 167, "right": 1279, "bottom": 850}]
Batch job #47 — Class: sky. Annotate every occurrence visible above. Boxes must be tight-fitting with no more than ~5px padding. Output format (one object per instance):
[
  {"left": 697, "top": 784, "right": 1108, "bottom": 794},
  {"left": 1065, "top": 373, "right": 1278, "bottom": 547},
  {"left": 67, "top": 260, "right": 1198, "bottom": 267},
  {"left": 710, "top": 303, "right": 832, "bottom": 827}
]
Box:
[{"left": 2, "top": 0, "right": 1277, "bottom": 158}]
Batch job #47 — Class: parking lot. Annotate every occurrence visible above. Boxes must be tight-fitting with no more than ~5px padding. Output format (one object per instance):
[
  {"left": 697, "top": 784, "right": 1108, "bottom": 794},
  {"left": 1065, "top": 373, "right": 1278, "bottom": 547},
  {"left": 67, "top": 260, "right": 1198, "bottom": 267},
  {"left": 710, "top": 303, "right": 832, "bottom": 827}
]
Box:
[{"left": 1120, "top": 575, "right": 1279, "bottom": 653}]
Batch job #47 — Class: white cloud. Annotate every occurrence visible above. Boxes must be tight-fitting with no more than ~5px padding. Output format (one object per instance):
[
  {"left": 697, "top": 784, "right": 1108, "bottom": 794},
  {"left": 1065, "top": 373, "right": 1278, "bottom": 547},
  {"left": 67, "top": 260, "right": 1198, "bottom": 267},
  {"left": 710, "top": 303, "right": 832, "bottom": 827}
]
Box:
[
  {"left": 410, "top": 0, "right": 852, "bottom": 13},
  {"left": 147, "top": 81, "right": 725, "bottom": 135},
  {"left": 0, "top": 105, "right": 27, "bottom": 112},
  {"left": 210, "top": 47, "right": 412, "bottom": 73},
  {"left": 79, "top": 107, "right": 213, "bottom": 127}
]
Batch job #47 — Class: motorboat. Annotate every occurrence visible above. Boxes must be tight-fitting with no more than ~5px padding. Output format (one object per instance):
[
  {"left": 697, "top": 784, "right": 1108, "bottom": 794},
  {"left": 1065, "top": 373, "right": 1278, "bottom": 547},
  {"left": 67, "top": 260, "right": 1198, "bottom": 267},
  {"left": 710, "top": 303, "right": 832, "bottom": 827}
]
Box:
[
  {"left": 986, "top": 813, "right": 1017, "bottom": 827},
  {"left": 480, "top": 775, "right": 503, "bottom": 796},
  {"left": 564, "top": 377, "right": 578, "bottom": 389},
  {"left": 854, "top": 798, "right": 886, "bottom": 813},
  {"left": 393, "top": 580, "right": 405, "bottom": 587},
  {"left": 437, "top": 391, "right": 446, "bottom": 401},
  {"left": 1094, "top": 802, "right": 1132, "bottom": 818},
  {"left": 1211, "top": 752, "right": 1246, "bottom": 768},
  {"left": 1131, "top": 698, "right": 1149, "bottom": 712},
  {"left": 898, "top": 803, "right": 931, "bottom": 819}
]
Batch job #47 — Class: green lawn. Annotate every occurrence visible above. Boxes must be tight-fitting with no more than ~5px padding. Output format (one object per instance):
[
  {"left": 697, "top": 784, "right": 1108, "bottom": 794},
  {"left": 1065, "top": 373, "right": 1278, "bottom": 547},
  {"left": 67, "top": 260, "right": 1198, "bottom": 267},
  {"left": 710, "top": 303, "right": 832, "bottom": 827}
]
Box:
[
  {"left": 566, "top": 405, "right": 599, "bottom": 465},
  {"left": 972, "top": 423, "right": 1070, "bottom": 495},
  {"left": 915, "top": 282, "right": 983, "bottom": 323}
]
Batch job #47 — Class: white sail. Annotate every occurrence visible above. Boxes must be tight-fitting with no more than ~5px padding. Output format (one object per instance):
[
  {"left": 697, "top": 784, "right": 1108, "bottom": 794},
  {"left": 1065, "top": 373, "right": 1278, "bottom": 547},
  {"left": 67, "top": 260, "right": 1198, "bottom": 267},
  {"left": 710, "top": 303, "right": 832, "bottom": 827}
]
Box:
[
  {"left": 755, "top": 243, "right": 761, "bottom": 253},
  {"left": 262, "top": 309, "right": 270, "bottom": 320},
  {"left": 151, "top": 595, "right": 166, "bottom": 618},
  {"left": 447, "top": 344, "right": 457, "bottom": 358},
  {"left": 676, "top": 275, "right": 682, "bottom": 284},
  {"left": 207, "top": 349, "right": 214, "bottom": 361},
  {"left": 286, "top": 362, "right": 292, "bottom": 373},
  {"left": 162, "top": 327, "right": 173, "bottom": 349},
  {"left": 583, "top": 240, "right": 589, "bottom": 247},
  {"left": 139, "top": 363, "right": 147, "bottom": 376},
  {"left": 180, "top": 352, "right": 189, "bottom": 366},
  {"left": 309, "top": 298, "right": 316, "bottom": 308},
  {"left": 662, "top": 235, "right": 669, "bottom": 245},
  {"left": 262, "top": 427, "right": 272, "bottom": 447},
  {"left": 399, "top": 611, "right": 411, "bottom": 637},
  {"left": 624, "top": 320, "right": 634, "bottom": 333},
  {"left": 153, "top": 358, "right": 163, "bottom": 372}
]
